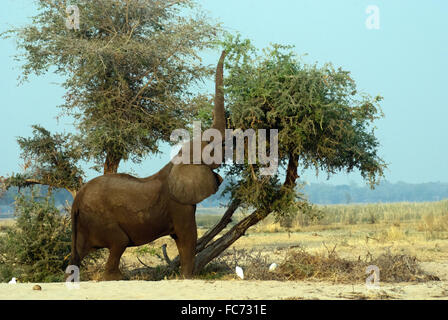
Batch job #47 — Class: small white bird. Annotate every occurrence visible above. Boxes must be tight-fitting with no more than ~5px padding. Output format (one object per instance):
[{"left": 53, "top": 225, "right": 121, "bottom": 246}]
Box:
[
  {"left": 269, "top": 263, "right": 278, "bottom": 272},
  {"left": 235, "top": 266, "right": 244, "bottom": 280},
  {"left": 8, "top": 277, "right": 17, "bottom": 284}
]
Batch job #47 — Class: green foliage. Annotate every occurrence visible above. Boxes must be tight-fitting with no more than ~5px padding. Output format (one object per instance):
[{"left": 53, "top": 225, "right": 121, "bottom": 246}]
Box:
[
  {"left": 278, "top": 200, "right": 325, "bottom": 228},
  {"left": 226, "top": 38, "right": 385, "bottom": 184},
  {"left": 193, "top": 96, "right": 214, "bottom": 129},
  {"left": 134, "top": 244, "right": 162, "bottom": 258},
  {"left": 0, "top": 189, "right": 71, "bottom": 282},
  {"left": 221, "top": 35, "right": 386, "bottom": 217},
  {"left": 224, "top": 167, "right": 297, "bottom": 214},
  {"left": 2, "top": 126, "right": 83, "bottom": 195},
  {"left": 2, "top": 0, "right": 222, "bottom": 170}
]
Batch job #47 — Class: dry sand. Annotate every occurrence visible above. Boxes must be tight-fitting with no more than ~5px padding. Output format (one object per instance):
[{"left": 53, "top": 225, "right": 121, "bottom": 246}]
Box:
[
  {"left": 1, "top": 259, "right": 447, "bottom": 300},
  {"left": 1, "top": 223, "right": 448, "bottom": 300},
  {"left": 1, "top": 278, "right": 447, "bottom": 300}
]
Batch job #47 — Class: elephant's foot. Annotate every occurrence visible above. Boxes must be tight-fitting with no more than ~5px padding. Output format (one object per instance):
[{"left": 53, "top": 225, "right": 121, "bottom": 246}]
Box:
[
  {"left": 180, "top": 267, "right": 194, "bottom": 279},
  {"left": 103, "top": 270, "right": 124, "bottom": 281}
]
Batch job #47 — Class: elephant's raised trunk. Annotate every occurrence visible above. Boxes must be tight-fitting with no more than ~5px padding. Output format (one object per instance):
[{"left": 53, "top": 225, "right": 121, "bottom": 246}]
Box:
[
  {"left": 212, "top": 50, "right": 227, "bottom": 136},
  {"left": 171, "top": 51, "right": 227, "bottom": 170}
]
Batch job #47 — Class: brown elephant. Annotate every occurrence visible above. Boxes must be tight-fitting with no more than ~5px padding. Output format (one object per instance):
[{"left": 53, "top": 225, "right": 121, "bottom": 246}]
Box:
[{"left": 69, "top": 51, "right": 227, "bottom": 281}]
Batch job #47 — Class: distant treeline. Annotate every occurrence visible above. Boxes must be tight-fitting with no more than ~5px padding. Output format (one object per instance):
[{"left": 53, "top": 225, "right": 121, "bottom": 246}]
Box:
[
  {"left": 198, "top": 181, "right": 448, "bottom": 206},
  {"left": 0, "top": 186, "right": 72, "bottom": 218},
  {"left": 304, "top": 181, "right": 448, "bottom": 204},
  {"left": 1, "top": 181, "right": 448, "bottom": 217}
]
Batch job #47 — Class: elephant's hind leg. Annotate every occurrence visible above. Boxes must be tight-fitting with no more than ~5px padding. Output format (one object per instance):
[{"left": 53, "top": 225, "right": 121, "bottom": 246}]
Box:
[
  {"left": 103, "top": 225, "right": 130, "bottom": 281},
  {"left": 70, "top": 225, "right": 92, "bottom": 267}
]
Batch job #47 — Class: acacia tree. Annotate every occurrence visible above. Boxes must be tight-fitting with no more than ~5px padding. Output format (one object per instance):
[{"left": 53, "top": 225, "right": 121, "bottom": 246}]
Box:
[
  {"left": 0, "top": 2, "right": 387, "bottom": 275},
  {"left": 1, "top": 126, "right": 84, "bottom": 198},
  {"left": 187, "top": 38, "right": 387, "bottom": 272},
  {"left": 1, "top": 0, "right": 221, "bottom": 191}
]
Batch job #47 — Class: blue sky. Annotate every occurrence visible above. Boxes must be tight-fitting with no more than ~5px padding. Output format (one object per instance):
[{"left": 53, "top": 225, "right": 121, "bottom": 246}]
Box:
[{"left": 0, "top": 0, "right": 447, "bottom": 185}]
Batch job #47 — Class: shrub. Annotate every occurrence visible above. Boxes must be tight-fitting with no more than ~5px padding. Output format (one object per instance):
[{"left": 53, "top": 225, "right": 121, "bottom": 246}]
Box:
[
  {"left": 0, "top": 189, "right": 71, "bottom": 282},
  {"left": 211, "top": 247, "right": 438, "bottom": 283},
  {"left": 274, "top": 247, "right": 438, "bottom": 283}
]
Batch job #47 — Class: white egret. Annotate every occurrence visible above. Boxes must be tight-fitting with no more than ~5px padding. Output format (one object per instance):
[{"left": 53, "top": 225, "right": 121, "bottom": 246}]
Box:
[
  {"left": 235, "top": 266, "right": 244, "bottom": 279},
  {"left": 269, "top": 263, "right": 278, "bottom": 272}
]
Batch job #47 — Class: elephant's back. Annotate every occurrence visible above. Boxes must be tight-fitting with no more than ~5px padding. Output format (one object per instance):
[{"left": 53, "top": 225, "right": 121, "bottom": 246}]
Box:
[{"left": 75, "top": 174, "right": 163, "bottom": 215}]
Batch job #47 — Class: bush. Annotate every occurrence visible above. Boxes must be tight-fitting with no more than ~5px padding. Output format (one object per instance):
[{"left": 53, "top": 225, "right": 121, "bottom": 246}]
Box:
[
  {"left": 209, "top": 247, "right": 439, "bottom": 283},
  {"left": 0, "top": 189, "right": 71, "bottom": 282},
  {"left": 273, "top": 247, "right": 438, "bottom": 283}
]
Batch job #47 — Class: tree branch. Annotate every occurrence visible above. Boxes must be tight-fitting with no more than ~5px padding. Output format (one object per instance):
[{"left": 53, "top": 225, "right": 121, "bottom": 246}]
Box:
[
  {"left": 22, "top": 179, "right": 45, "bottom": 187},
  {"left": 4, "top": 177, "right": 78, "bottom": 199},
  {"left": 192, "top": 154, "right": 300, "bottom": 273},
  {"left": 161, "top": 244, "right": 172, "bottom": 266},
  {"left": 196, "top": 198, "right": 241, "bottom": 251}
]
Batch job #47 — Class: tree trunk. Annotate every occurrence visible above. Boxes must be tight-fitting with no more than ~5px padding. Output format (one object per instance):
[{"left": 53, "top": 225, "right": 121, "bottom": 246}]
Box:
[
  {"left": 196, "top": 198, "right": 241, "bottom": 251},
  {"left": 191, "top": 154, "right": 299, "bottom": 273},
  {"left": 103, "top": 153, "right": 121, "bottom": 174},
  {"left": 194, "top": 208, "right": 269, "bottom": 273}
]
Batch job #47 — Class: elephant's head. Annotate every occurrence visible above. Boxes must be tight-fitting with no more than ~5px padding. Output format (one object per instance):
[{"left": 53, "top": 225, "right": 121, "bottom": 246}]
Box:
[{"left": 167, "top": 51, "right": 227, "bottom": 205}]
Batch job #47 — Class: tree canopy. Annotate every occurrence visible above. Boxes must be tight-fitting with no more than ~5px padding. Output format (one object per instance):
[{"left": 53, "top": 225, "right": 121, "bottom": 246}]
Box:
[
  {"left": 191, "top": 37, "right": 386, "bottom": 271},
  {"left": 2, "top": 0, "right": 221, "bottom": 174},
  {"left": 225, "top": 39, "right": 384, "bottom": 183},
  {"left": 2, "top": 125, "right": 83, "bottom": 197},
  {"left": 222, "top": 38, "right": 386, "bottom": 210}
]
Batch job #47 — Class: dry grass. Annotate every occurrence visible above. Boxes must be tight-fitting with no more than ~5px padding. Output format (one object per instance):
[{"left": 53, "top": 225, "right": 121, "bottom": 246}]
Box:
[
  {"left": 319, "top": 200, "right": 448, "bottom": 226},
  {"left": 2, "top": 201, "right": 445, "bottom": 284},
  {"left": 204, "top": 246, "right": 439, "bottom": 284},
  {"left": 243, "top": 200, "right": 448, "bottom": 235},
  {"left": 0, "top": 219, "right": 15, "bottom": 234},
  {"left": 114, "top": 205, "right": 448, "bottom": 283}
]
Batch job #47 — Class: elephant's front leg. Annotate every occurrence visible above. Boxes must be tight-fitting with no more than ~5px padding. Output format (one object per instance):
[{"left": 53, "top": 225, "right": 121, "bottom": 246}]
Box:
[
  {"left": 172, "top": 206, "right": 197, "bottom": 278},
  {"left": 174, "top": 231, "right": 197, "bottom": 278}
]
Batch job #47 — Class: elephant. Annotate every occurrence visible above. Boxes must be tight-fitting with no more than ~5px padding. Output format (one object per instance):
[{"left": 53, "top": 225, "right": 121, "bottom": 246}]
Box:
[{"left": 69, "top": 51, "right": 227, "bottom": 281}]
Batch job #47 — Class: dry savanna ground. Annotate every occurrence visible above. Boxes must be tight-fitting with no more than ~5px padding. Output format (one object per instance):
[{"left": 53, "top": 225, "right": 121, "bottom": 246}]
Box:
[{"left": 1, "top": 201, "right": 448, "bottom": 300}]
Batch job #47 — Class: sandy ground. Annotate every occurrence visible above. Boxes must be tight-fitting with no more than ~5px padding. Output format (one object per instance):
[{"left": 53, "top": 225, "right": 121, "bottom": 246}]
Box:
[
  {"left": 1, "top": 262, "right": 447, "bottom": 300},
  {"left": 1, "top": 223, "right": 448, "bottom": 300},
  {"left": 2, "top": 252, "right": 447, "bottom": 300},
  {"left": 1, "top": 278, "right": 447, "bottom": 300}
]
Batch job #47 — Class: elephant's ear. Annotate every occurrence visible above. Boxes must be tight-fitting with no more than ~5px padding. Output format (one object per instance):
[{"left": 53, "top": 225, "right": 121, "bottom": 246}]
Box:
[{"left": 168, "top": 164, "right": 222, "bottom": 205}]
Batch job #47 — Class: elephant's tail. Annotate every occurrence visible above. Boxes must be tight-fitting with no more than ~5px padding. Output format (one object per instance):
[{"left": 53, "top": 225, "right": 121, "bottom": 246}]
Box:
[{"left": 69, "top": 198, "right": 80, "bottom": 267}]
